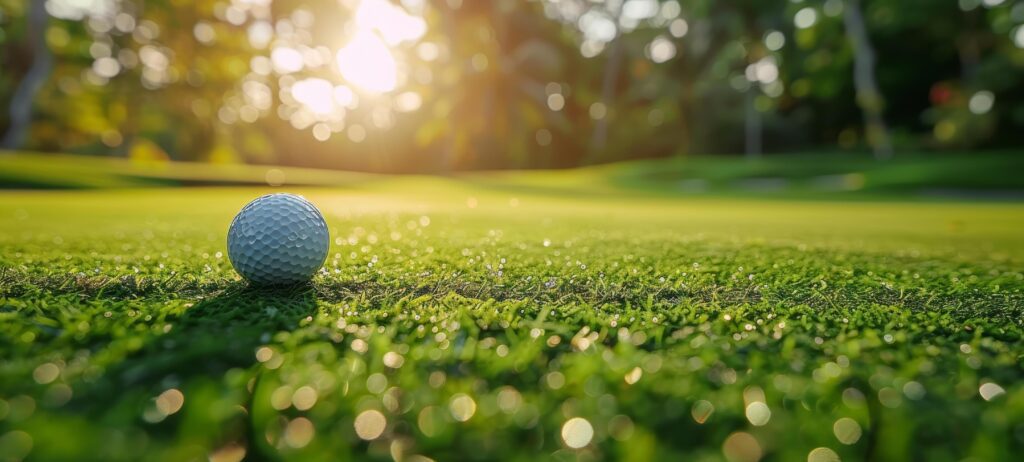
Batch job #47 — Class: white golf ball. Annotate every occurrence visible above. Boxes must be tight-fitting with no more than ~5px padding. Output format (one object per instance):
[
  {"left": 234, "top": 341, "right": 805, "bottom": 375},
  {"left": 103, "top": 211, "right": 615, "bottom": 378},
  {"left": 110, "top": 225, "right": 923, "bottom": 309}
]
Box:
[{"left": 227, "top": 193, "right": 329, "bottom": 285}]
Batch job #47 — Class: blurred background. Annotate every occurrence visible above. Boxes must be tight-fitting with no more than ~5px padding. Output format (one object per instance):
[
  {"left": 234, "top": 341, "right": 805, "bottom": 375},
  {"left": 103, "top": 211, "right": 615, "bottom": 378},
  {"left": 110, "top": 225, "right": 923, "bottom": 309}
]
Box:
[{"left": 1, "top": 0, "right": 1023, "bottom": 173}]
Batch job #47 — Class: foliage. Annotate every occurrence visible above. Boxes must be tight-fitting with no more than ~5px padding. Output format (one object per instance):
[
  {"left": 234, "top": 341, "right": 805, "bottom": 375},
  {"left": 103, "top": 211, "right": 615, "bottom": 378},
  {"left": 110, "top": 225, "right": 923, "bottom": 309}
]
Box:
[{"left": 1, "top": 0, "right": 1024, "bottom": 169}]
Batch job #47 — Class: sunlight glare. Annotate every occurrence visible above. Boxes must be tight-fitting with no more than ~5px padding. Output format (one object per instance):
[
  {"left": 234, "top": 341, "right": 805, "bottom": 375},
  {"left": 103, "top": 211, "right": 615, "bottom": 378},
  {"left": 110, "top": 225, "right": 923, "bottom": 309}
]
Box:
[
  {"left": 291, "top": 78, "right": 336, "bottom": 114},
  {"left": 333, "top": 85, "right": 358, "bottom": 109},
  {"left": 355, "top": 0, "right": 428, "bottom": 46},
  {"left": 271, "top": 46, "right": 304, "bottom": 74},
  {"left": 336, "top": 30, "right": 398, "bottom": 93},
  {"left": 331, "top": 0, "right": 427, "bottom": 94}
]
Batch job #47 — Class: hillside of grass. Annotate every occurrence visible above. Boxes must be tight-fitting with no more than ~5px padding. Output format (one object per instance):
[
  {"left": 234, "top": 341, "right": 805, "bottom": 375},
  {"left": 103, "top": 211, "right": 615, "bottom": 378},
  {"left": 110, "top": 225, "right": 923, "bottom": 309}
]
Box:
[
  {"left": 2, "top": 151, "right": 1022, "bottom": 199},
  {"left": 0, "top": 151, "right": 375, "bottom": 189}
]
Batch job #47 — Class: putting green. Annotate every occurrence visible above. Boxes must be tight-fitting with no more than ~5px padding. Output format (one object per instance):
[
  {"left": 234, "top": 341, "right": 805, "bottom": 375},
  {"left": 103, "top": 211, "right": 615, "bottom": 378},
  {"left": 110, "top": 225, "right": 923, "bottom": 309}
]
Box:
[{"left": 1, "top": 181, "right": 1022, "bottom": 461}]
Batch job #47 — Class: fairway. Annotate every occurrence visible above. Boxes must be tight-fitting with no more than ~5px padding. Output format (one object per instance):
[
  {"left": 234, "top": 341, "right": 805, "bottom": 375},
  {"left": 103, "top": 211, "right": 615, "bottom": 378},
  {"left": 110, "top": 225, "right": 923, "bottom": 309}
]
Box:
[{"left": 1, "top": 179, "right": 1023, "bottom": 461}]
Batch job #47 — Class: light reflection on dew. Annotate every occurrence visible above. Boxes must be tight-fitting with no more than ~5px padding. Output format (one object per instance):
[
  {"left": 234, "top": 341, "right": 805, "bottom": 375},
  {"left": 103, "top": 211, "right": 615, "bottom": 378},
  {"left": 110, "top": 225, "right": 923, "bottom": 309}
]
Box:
[
  {"left": 745, "top": 402, "right": 771, "bottom": 426},
  {"left": 742, "top": 386, "right": 766, "bottom": 404},
  {"left": 624, "top": 367, "right": 643, "bottom": 385},
  {"left": 354, "top": 410, "right": 387, "bottom": 440},
  {"left": 496, "top": 387, "right": 522, "bottom": 414},
  {"left": 545, "top": 372, "right": 566, "bottom": 390},
  {"left": 560, "top": 417, "right": 593, "bottom": 449},
  {"left": 691, "top": 400, "right": 715, "bottom": 424},
  {"left": 722, "top": 431, "right": 762, "bottom": 462},
  {"left": 271, "top": 385, "right": 294, "bottom": 410},
  {"left": 449, "top": 394, "right": 477, "bottom": 422},
  {"left": 417, "top": 406, "right": 441, "bottom": 437},
  {"left": 382, "top": 387, "right": 402, "bottom": 413},
  {"left": 383, "top": 351, "right": 405, "bottom": 368},
  {"left": 877, "top": 387, "right": 902, "bottom": 408},
  {"left": 979, "top": 382, "right": 1005, "bottom": 401},
  {"left": 255, "top": 346, "right": 274, "bottom": 363},
  {"left": 841, "top": 388, "right": 866, "bottom": 408},
  {"left": 832, "top": 417, "right": 862, "bottom": 445},
  {"left": 208, "top": 443, "right": 246, "bottom": 462},
  {"left": 284, "top": 417, "right": 315, "bottom": 448},
  {"left": 155, "top": 388, "right": 184, "bottom": 416},
  {"left": 902, "top": 381, "right": 926, "bottom": 400},
  {"left": 32, "top": 363, "right": 60, "bottom": 384},
  {"left": 367, "top": 373, "right": 388, "bottom": 394},
  {"left": 428, "top": 371, "right": 446, "bottom": 388},
  {"left": 807, "top": 447, "right": 841, "bottom": 462},
  {"left": 292, "top": 386, "right": 318, "bottom": 411}
]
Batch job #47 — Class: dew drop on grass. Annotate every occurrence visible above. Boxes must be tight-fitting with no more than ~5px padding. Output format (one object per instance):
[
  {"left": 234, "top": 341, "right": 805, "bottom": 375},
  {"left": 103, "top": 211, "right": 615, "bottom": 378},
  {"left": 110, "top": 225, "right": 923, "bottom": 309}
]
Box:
[
  {"left": 32, "top": 363, "right": 60, "bottom": 384},
  {"left": 284, "top": 417, "right": 315, "bottom": 448},
  {"left": 155, "top": 388, "right": 184, "bottom": 416},
  {"left": 383, "top": 351, "right": 405, "bottom": 368},
  {"left": 561, "top": 417, "right": 593, "bottom": 449},
  {"left": 354, "top": 410, "right": 387, "bottom": 440},
  {"left": 722, "top": 432, "right": 761, "bottom": 462},
  {"left": 367, "top": 373, "right": 388, "bottom": 394},
  {"left": 292, "top": 386, "right": 318, "bottom": 411},
  {"left": 979, "top": 382, "right": 1005, "bottom": 401},
  {"left": 832, "top": 418, "right": 861, "bottom": 445},
  {"left": 624, "top": 367, "right": 643, "bottom": 385},
  {"left": 449, "top": 394, "right": 476, "bottom": 422},
  {"left": 691, "top": 400, "right": 715, "bottom": 424},
  {"left": 745, "top": 402, "right": 771, "bottom": 426},
  {"left": 807, "top": 447, "right": 841, "bottom": 462}
]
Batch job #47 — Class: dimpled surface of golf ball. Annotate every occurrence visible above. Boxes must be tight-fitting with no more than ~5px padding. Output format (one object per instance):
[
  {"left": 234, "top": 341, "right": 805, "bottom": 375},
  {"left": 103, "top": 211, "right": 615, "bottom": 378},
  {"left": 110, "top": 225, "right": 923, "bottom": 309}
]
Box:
[{"left": 227, "top": 193, "right": 329, "bottom": 285}]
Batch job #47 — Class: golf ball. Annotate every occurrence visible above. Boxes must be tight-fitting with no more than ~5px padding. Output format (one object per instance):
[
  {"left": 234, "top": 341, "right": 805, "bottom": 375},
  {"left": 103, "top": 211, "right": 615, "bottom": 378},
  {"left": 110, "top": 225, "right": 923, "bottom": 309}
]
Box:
[{"left": 227, "top": 193, "right": 329, "bottom": 285}]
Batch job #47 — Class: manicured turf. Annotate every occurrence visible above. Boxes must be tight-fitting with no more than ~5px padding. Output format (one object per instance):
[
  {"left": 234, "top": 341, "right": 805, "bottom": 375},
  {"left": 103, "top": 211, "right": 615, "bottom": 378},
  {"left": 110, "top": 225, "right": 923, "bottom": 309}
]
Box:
[{"left": 1, "top": 178, "right": 1023, "bottom": 461}]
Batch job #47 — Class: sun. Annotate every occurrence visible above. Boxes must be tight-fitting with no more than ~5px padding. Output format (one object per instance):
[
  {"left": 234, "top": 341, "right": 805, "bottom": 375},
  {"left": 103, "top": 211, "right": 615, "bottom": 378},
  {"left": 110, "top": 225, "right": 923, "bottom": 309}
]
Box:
[
  {"left": 260, "top": 0, "right": 430, "bottom": 135},
  {"left": 336, "top": 30, "right": 398, "bottom": 94},
  {"left": 333, "top": 0, "right": 427, "bottom": 94}
]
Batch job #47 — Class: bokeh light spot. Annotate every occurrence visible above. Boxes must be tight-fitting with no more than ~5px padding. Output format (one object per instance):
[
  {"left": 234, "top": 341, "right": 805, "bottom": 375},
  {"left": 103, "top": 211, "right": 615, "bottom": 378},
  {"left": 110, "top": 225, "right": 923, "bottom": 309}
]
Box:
[
  {"left": 807, "top": 447, "right": 841, "bottom": 462},
  {"left": 449, "top": 394, "right": 477, "bottom": 422},
  {"left": 354, "top": 410, "right": 387, "bottom": 440},
  {"left": 284, "top": 417, "right": 315, "bottom": 448},
  {"left": 155, "top": 388, "right": 184, "bottom": 416},
  {"left": 745, "top": 402, "right": 771, "bottom": 426},
  {"left": 723, "top": 432, "right": 762, "bottom": 462},
  {"left": 691, "top": 400, "right": 715, "bottom": 424},
  {"left": 561, "top": 417, "right": 593, "bottom": 449},
  {"left": 832, "top": 417, "right": 862, "bottom": 444}
]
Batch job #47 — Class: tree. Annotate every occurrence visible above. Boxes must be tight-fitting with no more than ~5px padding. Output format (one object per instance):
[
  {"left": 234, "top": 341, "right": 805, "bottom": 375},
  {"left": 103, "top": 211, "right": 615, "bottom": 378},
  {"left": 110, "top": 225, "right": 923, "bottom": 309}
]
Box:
[
  {"left": 842, "top": 0, "right": 892, "bottom": 159},
  {"left": 1, "top": 0, "right": 52, "bottom": 149}
]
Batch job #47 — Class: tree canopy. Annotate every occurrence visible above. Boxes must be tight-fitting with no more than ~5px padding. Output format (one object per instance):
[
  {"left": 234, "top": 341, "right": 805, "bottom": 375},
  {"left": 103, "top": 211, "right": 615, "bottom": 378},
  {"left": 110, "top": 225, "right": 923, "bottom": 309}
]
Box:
[{"left": 1, "top": 0, "right": 1023, "bottom": 172}]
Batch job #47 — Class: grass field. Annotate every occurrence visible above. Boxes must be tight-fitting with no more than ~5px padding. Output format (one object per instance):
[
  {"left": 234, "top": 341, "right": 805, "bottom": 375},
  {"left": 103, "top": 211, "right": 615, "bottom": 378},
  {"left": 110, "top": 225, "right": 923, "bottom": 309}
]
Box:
[{"left": 1, "top": 169, "right": 1024, "bottom": 461}]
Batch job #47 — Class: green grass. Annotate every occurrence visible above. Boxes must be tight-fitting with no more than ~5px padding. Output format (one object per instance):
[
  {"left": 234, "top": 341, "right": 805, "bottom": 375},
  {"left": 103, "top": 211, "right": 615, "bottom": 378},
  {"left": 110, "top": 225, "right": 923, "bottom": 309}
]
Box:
[
  {"left": 1, "top": 175, "right": 1023, "bottom": 461},
  {"left": 0, "top": 151, "right": 374, "bottom": 189},
  {"left": 4, "top": 150, "right": 1023, "bottom": 199}
]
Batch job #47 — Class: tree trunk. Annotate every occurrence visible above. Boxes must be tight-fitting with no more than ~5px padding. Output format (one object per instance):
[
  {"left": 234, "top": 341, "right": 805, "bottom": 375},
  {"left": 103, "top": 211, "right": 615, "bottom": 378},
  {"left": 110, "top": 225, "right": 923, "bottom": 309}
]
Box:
[
  {"left": 744, "top": 88, "right": 762, "bottom": 158},
  {"left": 677, "top": 79, "right": 694, "bottom": 156},
  {"left": 1, "top": 0, "right": 53, "bottom": 150},
  {"left": 440, "top": 3, "right": 459, "bottom": 172},
  {"left": 957, "top": 10, "right": 980, "bottom": 82},
  {"left": 843, "top": 0, "right": 893, "bottom": 159},
  {"left": 589, "top": 34, "right": 624, "bottom": 157}
]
